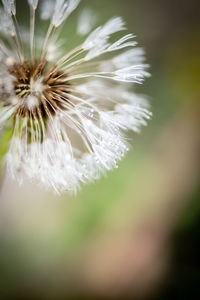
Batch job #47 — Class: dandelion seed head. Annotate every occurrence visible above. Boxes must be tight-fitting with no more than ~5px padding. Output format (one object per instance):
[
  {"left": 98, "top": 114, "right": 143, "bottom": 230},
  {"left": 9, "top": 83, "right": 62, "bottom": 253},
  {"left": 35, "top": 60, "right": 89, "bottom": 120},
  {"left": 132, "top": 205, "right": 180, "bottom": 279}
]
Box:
[{"left": 0, "top": 0, "right": 151, "bottom": 194}]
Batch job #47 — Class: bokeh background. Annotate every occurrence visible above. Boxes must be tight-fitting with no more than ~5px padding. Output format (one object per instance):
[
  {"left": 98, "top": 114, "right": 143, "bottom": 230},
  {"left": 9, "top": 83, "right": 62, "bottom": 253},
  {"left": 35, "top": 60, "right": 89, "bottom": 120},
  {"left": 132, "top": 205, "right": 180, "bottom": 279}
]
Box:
[{"left": 0, "top": 0, "right": 200, "bottom": 299}]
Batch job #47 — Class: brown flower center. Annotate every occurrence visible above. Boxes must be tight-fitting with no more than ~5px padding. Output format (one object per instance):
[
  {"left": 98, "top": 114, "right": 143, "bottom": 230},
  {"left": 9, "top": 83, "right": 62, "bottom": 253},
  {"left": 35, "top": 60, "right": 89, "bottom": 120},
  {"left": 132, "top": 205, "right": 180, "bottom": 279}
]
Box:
[{"left": 8, "top": 60, "right": 71, "bottom": 119}]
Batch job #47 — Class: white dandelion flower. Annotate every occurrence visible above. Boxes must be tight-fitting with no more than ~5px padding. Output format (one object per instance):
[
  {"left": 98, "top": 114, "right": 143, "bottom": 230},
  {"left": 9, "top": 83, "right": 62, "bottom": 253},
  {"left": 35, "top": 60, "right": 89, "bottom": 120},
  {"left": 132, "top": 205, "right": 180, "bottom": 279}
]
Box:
[{"left": 0, "top": 0, "right": 151, "bottom": 194}]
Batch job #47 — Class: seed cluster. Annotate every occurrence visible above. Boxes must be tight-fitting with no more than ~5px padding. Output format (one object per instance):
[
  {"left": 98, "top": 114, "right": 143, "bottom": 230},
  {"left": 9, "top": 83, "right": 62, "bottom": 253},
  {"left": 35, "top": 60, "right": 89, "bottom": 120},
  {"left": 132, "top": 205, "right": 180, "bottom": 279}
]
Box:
[{"left": 8, "top": 60, "right": 71, "bottom": 119}]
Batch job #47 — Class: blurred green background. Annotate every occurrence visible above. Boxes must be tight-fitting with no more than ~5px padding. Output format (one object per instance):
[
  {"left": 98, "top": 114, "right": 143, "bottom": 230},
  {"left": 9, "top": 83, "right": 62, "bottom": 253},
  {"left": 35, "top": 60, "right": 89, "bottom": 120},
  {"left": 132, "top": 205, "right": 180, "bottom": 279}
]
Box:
[{"left": 0, "top": 0, "right": 200, "bottom": 299}]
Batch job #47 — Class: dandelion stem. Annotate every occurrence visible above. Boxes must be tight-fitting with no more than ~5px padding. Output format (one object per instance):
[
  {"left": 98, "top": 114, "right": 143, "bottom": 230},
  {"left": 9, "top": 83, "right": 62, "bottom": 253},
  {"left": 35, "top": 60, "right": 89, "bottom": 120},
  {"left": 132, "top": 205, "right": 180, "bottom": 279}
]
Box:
[
  {"left": 54, "top": 46, "right": 83, "bottom": 69},
  {"left": 12, "top": 35, "right": 23, "bottom": 62},
  {"left": 30, "top": 6, "right": 36, "bottom": 62},
  {"left": 12, "top": 14, "right": 25, "bottom": 61},
  {"left": 41, "top": 22, "right": 55, "bottom": 60}
]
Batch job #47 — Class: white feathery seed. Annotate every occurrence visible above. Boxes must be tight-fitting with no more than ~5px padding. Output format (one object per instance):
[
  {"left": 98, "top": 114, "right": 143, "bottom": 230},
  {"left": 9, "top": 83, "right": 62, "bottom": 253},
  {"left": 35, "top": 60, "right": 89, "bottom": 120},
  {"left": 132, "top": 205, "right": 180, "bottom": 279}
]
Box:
[
  {"left": 40, "top": 0, "right": 55, "bottom": 20},
  {"left": 52, "top": 0, "right": 80, "bottom": 27},
  {"left": 28, "top": 0, "right": 39, "bottom": 9},
  {"left": 0, "top": 8, "right": 15, "bottom": 36},
  {"left": 77, "top": 8, "right": 96, "bottom": 36},
  {"left": 2, "top": 0, "right": 16, "bottom": 16}
]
